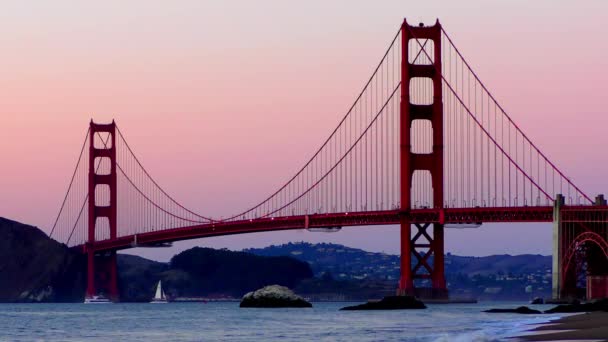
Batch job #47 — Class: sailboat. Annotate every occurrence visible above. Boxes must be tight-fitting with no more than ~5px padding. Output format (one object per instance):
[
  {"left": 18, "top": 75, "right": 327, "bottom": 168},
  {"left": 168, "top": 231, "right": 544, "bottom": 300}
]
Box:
[{"left": 150, "top": 280, "right": 169, "bottom": 303}]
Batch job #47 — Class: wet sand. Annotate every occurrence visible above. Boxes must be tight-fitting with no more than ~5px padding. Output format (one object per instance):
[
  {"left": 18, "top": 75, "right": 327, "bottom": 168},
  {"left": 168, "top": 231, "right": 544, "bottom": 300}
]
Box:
[{"left": 517, "top": 311, "right": 608, "bottom": 341}]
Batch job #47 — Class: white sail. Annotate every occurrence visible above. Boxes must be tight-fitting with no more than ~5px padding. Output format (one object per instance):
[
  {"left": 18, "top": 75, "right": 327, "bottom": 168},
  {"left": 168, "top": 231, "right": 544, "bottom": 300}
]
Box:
[
  {"left": 150, "top": 280, "right": 168, "bottom": 303},
  {"left": 154, "top": 281, "right": 163, "bottom": 299}
]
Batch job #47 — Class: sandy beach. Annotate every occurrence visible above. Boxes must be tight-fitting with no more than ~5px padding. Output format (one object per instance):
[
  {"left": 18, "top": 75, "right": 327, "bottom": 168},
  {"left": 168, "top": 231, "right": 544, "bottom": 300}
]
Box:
[{"left": 517, "top": 311, "right": 608, "bottom": 341}]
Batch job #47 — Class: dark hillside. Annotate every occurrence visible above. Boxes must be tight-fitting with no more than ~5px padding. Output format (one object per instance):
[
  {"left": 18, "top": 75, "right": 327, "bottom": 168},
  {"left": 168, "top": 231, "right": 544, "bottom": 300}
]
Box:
[
  {"left": 0, "top": 216, "right": 315, "bottom": 302},
  {"left": 0, "top": 217, "right": 86, "bottom": 302}
]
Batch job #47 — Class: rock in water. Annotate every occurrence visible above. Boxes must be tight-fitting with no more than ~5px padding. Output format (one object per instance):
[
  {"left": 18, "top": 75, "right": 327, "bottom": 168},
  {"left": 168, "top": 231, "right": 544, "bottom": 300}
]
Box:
[
  {"left": 340, "top": 296, "right": 426, "bottom": 310},
  {"left": 545, "top": 298, "right": 608, "bottom": 313},
  {"left": 530, "top": 297, "right": 544, "bottom": 305},
  {"left": 240, "top": 285, "right": 312, "bottom": 308},
  {"left": 484, "top": 306, "right": 541, "bottom": 314}
]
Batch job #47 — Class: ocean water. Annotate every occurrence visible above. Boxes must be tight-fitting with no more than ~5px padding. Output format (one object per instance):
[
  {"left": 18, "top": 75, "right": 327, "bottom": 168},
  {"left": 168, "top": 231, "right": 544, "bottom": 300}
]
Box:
[{"left": 0, "top": 302, "right": 562, "bottom": 341}]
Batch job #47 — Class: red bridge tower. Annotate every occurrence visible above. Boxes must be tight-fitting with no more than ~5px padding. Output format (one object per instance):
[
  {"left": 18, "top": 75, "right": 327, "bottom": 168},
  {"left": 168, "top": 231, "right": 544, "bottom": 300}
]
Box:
[
  {"left": 86, "top": 121, "right": 119, "bottom": 301},
  {"left": 398, "top": 19, "right": 448, "bottom": 299}
]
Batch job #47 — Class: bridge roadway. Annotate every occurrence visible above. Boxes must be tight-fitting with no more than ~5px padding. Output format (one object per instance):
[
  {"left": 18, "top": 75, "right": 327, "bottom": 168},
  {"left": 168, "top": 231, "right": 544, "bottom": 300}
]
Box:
[{"left": 80, "top": 205, "right": 574, "bottom": 253}]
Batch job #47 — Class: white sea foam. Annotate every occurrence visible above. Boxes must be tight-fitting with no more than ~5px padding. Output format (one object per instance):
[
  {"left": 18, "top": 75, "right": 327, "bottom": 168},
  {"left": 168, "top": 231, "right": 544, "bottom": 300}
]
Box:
[{"left": 432, "top": 331, "right": 501, "bottom": 342}]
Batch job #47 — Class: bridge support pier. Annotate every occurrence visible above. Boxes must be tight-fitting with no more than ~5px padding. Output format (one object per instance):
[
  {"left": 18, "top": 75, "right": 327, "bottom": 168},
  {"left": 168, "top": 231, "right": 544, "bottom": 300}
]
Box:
[
  {"left": 398, "top": 217, "right": 414, "bottom": 295},
  {"left": 551, "top": 194, "right": 565, "bottom": 299},
  {"left": 86, "top": 248, "right": 95, "bottom": 297},
  {"left": 431, "top": 223, "right": 447, "bottom": 298},
  {"left": 397, "top": 19, "right": 448, "bottom": 299},
  {"left": 86, "top": 249, "right": 118, "bottom": 300}
]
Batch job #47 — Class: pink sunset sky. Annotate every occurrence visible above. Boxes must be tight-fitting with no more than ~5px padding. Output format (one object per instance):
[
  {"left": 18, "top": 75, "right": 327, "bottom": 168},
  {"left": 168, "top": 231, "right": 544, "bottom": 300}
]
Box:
[{"left": 1, "top": 1, "right": 607, "bottom": 261}]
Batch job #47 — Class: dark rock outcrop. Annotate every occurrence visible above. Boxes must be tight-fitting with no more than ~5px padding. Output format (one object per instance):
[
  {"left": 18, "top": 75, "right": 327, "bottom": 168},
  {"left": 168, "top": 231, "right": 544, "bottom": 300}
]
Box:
[
  {"left": 484, "top": 306, "right": 542, "bottom": 314},
  {"left": 240, "top": 285, "right": 312, "bottom": 308},
  {"left": 340, "top": 296, "right": 426, "bottom": 310},
  {"left": 530, "top": 297, "right": 544, "bottom": 304},
  {"left": 545, "top": 299, "right": 608, "bottom": 313},
  {"left": 0, "top": 217, "right": 86, "bottom": 302}
]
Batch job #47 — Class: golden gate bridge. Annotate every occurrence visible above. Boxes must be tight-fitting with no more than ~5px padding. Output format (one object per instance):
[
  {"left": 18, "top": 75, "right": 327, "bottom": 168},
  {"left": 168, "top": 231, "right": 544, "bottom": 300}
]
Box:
[{"left": 48, "top": 19, "right": 608, "bottom": 301}]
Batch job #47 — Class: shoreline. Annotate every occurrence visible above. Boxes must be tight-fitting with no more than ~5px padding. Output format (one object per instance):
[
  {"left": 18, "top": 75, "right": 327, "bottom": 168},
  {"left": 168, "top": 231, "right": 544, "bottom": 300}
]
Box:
[{"left": 515, "top": 311, "right": 608, "bottom": 341}]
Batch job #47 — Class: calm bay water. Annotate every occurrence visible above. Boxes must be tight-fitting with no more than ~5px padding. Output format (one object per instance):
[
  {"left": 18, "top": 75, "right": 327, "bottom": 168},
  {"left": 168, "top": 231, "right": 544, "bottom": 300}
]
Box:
[{"left": 0, "top": 302, "right": 562, "bottom": 341}]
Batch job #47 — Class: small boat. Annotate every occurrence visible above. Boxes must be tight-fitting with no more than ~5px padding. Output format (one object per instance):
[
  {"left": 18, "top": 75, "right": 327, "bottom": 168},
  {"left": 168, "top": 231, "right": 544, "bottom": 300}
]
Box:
[
  {"left": 84, "top": 295, "right": 111, "bottom": 304},
  {"left": 150, "top": 280, "right": 169, "bottom": 303}
]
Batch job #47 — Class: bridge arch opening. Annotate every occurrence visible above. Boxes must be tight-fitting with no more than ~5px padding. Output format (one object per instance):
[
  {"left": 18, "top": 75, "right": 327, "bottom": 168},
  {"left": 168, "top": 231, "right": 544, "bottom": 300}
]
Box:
[
  {"left": 93, "top": 156, "right": 112, "bottom": 176},
  {"left": 93, "top": 132, "right": 113, "bottom": 149},
  {"left": 94, "top": 216, "right": 111, "bottom": 242},
  {"left": 410, "top": 120, "right": 433, "bottom": 154},
  {"left": 94, "top": 184, "right": 111, "bottom": 207},
  {"left": 408, "top": 39, "right": 435, "bottom": 65},
  {"left": 409, "top": 77, "right": 433, "bottom": 105},
  {"left": 411, "top": 170, "right": 433, "bottom": 209},
  {"left": 561, "top": 231, "right": 608, "bottom": 298}
]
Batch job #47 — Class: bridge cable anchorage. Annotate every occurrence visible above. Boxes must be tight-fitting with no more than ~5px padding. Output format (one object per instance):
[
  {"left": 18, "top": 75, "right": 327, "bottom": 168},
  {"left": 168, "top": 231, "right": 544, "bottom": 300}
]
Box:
[
  {"left": 218, "top": 26, "right": 403, "bottom": 222},
  {"left": 406, "top": 24, "right": 591, "bottom": 206}
]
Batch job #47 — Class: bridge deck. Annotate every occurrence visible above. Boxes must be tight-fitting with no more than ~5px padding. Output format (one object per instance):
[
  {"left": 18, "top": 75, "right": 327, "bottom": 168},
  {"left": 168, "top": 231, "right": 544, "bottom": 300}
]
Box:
[{"left": 81, "top": 206, "right": 564, "bottom": 252}]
